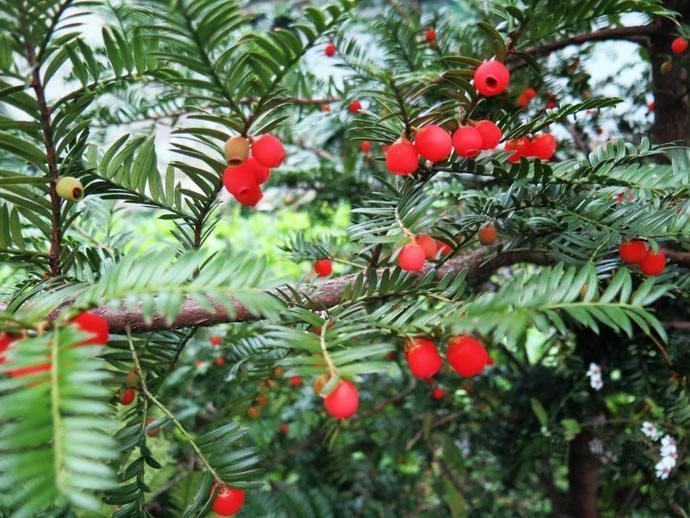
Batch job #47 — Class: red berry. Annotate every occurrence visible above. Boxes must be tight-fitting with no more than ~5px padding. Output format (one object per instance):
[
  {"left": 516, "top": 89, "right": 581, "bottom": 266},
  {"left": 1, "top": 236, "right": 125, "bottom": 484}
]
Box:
[
  {"left": 360, "top": 141, "right": 372, "bottom": 152},
  {"left": 518, "top": 94, "right": 529, "bottom": 108},
  {"left": 72, "top": 312, "right": 109, "bottom": 346},
  {"left": 118, "top": 388, "right": 136, "bottom": 405},
  {"left": 546, "top": 100, "right": 557, "bottom": 109},
  {"left": 348, "top": 100, "right": 362, "bottom": 114},
  {"left": 387, "top": 352, "right": 396, "bottom": 360},
  {"left": 475, "top": 120, "right": 502, "bottom": 150},
  {"left": 386, "top": 138, "right": 419, "bottom": 175},
  {"left": 0, "top": 334, "right": 19, "bottom": 365},
  {"left": 322, "top": 104, "right": 330, "bottom": 112},
  {"left": 473, "top": 60, "right": 510, "bottom": 96},
  {"left": 251, "top": 134, "right": 286, "bottom": 168},
  {"left": 195, "top": 360, "right": 205, "bottom": 368},
  {"left": 247, "top": 406, "right": 260, "bottom": 418},
  {"left": 531, "top": 134, "right": 557, "bottom": 160},
  {"left": 314, "top": 258, "right": 333, "bottom": 277},
  {"left": 452, "top": 126, "right": 483, "bottom": 158},
  {"left": 425, "top": 28, "right": 436, "bottom": 43},
  {"left": 223, "top": 163, "right": 258, "bottom": 197},
  {"left": 146, "top": 418, "right": 159, "bottom": 437},
  {"left": 290, "top": 375, "right": 302, "bottom": 386},
  {"left": 648, "top": 101, "right": 655, "bottom": 112},
  {"left": 447, "top": 335, "right": 488, "bottom": 377},
  {"left": 324, "top": 380, "right": 359, "bottom": 419},
  {"left": 523, "top": 88, "right": 537, "bottom": 100},
  {"left": 671, "top": 37, "right": 688, "bottom": 55},
  {"left": 504, "top": 137, "right": 530, "bottom": 163},
  {"left": 432, "top": 387, "right": 445, "bottom": 400},
  {"left": 416, "top": 234, "right": 438, "bottom": 260},
  {"left": 478, "top": 223, "right": 496, "bottom": 246},
  {"left": 211, "top": 484, "right": 245, "bottom": 516},
  {"left": 414, "top": 125, "right": 452, "bottom": 162},
  {"left": 325, "top": 43, "right": 336, "bottom": 57},
  {"left": 215, "top": 357, "right": 225, "bottom": 366},
  {"left": 256, "top": 394, "right": 268, "bottom": 406},
  {"left": 487, "top": 356, "right": 495, "bottom": 366},
  {"left": 280, "top": 423, "right": 288, "bottom": 433},
  {"left": 397, "top": 244, "right": 425, "bottom": 272},
  {"left": 404, "top": 338, "right": 442, "bottom": 378},
  {"left": 245, "top": 156, "right": 270, "bottom": 185},
  {"left": 619, "top": 240, "right": 648, "bottom": 264},
  {"left": 210, "top": 336, "right": 222, "bottom": 346},
  {"left": 640, "top": 250, "right": 666, "bottom": 276},
  {"left": 437, "top": 241, "right": 452, "bottom": 255},
  {"left": 234, "top": 186, "right": 263, "bottom": 207}
]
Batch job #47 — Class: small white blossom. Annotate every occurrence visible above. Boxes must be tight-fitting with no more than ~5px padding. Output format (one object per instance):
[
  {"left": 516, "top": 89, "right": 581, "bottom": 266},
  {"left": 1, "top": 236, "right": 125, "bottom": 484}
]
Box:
[
  {"left": 660, "top": 443, "right": 677, "bottom": 460},
  {"left": 589, "top": 438, "right": 603, "bottom": 455},
  {"left": 641, "top": 421, "right": 661, "bottom": 440},
  {"left": 590, "top": 373, "right": 603, "bottom": 391},
  {"left": 661, "top": 435, "right": 676, "bottom": 448},
  {"left": 655, "top": 456, "right": 676, "bottom": 480},
  {"left": 587, "top": 362, "right": 601, "bottom": 377}
]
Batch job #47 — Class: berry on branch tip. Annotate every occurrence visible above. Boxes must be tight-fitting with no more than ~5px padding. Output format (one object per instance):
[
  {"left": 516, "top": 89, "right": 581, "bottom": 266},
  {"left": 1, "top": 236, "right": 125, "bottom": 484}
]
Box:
[
  {"left": 473, "top": 60, "right": 510, "bottom": 96},
  {"left": 324, "top": 379, "right": 359, "bottom": 419},
  {"left": 386, "top": 138, "right": 419, "bottom": 175},
  {"left": 397, "top": 243, "right": 425, "bottom": 272},
  {"left": 314, "top": 258, "right": 333, "bottom": 277},
  {"left": 414, "top": 125, "right": 452, "bottom": 162}
]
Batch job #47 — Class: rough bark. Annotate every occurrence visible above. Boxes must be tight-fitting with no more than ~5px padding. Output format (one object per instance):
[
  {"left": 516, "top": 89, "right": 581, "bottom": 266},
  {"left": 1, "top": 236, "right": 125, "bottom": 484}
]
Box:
[
  {"left": 568, "top": 430, "right": 601, "bottom": 518},
  {"left": 650, "top": 1, "right": 690, "bottom": 145}
]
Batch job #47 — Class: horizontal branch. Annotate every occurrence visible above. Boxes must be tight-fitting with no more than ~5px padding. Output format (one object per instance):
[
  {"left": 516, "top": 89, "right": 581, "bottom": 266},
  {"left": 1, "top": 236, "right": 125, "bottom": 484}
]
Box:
[
  {"left": 96, "top": 249, "right": 553, "bottom": 333},
  {"left": 522, "top": 24, "right": 658, "bottom": 58}
]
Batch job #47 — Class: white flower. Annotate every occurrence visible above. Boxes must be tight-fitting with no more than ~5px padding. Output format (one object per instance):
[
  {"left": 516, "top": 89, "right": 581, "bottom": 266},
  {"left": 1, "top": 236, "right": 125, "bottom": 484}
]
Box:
[
  {"left": 587, "top": 363, "right": 601, "bottom": 377},
  {"left": 589, "top": 438, "right": 603, "bottom": 455},
  {"left": 641, "top": 421, "right": 661, "bottom": 440},
  {"left": 655, "top": 456, "right": 676, "bottom": 480},
  {"left": 661, "top": 435, "right": 676, "bottom": 448},
  {"left": 660, "top": 443, "right": 677, "bottom": 460},
  {"left": 590, "top": 373, "right": 603, "bottom": 391}
]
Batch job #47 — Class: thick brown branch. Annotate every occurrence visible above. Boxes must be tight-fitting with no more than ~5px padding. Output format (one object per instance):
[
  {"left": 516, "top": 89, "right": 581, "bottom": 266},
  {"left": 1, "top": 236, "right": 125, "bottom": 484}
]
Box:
[
  {"left": 522, "top": 25, "right": 658, "bottom": 58},
  {"left": 96, "top": 249, "right": 553, "bottom": 333}
]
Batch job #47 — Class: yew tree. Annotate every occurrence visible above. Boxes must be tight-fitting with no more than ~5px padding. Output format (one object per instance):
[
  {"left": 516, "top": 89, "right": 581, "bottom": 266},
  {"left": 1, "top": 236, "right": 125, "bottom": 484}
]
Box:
[{"left": 1, "top": 0, "right": 690, "bottom": 516}]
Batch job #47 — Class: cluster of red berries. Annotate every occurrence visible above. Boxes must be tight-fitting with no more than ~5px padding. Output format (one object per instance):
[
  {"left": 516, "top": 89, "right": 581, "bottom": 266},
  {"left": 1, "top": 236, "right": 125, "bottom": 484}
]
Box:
[
  {"left": 211, "top": 483, "right": 245, "bottom": 516},
  {"left": 0, "top": 311, "right": 109, "bottom": 378},
  {"left": 619, "top": 240, "right": 666, "bottom": 276},
  {"left": 517, "top": 87, "right": 537, "bottom": 108},
  {"left": 404, "top": 335, "right": 490, "bottom": 380},
  {"left": 222, "top": 134, "right": 286, "bottom": 206},
  {"left": 385, "top": 120, "right": 503, "bottom": 175},
  {"left": 397, "top": 234, "right": 452, "bottom": 272},
  {"left": 504, "top": 134, "right": 557, "bottom": 163}
]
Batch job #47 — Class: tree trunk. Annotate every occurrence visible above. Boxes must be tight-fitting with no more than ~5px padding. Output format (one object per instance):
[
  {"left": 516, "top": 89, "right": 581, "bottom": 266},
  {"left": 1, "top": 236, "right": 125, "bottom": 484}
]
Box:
[
  {"left": 568, "top": 430, "right": 601, "bottom": 518},
  {"left": 650, "top": 1, "right": 690, "bottom": 145}
]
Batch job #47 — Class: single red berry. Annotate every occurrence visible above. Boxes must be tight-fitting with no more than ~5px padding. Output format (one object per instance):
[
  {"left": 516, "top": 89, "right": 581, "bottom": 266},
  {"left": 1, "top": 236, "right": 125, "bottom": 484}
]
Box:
[
  {"left": 487, "top": 356, "right": 495, "bottom": 366},
  {"left": 325, "top": 43, "right": 336, "bottom": 57},
  {"left": 322, "top": 104, "right": 330, "bottom": 112},
  {"left": 671, "top": 37, "right": 688, "bottom": 55},
  {"left": 348, "top": 100, "right": 362, "bottom": 114},
  {"left": 118, "top": 388, "right": 136, "bottom": 405},
  {"left": 195, "top": 360, "right": 205, "bottom": 369},
  {"left": 251, "top": 134, "right": 286, "bottom": 168},
  {"left": 531, "top": 134, "right": 557, "bottom": 160},
  {"left": 280, "top": 423, "right": 288, "bottom": 433},
  {"left": 387, "top": 352, "right": 396, "bottom": 360},
  {"left": 640, "top": 250, "right": 666, "bottom": 276},
  {"left": 478, "top": 223, "right": 497, "bottom": 246},
  {"left": 452, "top": 126, "right": 483, "bottom": 158},
  {"left": 504, "top": 137, "right": 530, "bottom": 163},
  {"left": 475, "top": 120, "right": 502, "bottom": 150},
  {"left": 619, "top": 240, "right": 648, "bottom": 264},
  {"left": 404, "top": 338, "right": 442, "bottom": 378},
  {"left": 234, "top": 186, "right": 263, "bottom": 207},
  {"left": 397, "top": 244, "right": 425, "bottom": 272},
  {"left": 437, "top": 241, "right": 452, "bottom": 255},
  {"left": 210, "top": 336, "right": 222, "bottom": 346},
  {"left": 324, "top": 380, "right": 359, "bottom": 419},
  {"left": 211, "top": 484, "right": 246, "bottom": 516},
  {"left": 146, "top": 418, "right": 159, "bottom": 437},
  {"left": 290, "top": 375, "right": 302, "bottom": 386},
  {"left": 314, "top": 258, "right": 333, "bottom": 277},
  {"left": 223, "top": 162, "right": 258, "bottom": 197},
  {"left": 425, "top": 28, "right": 436, "bottom": 43},
  {"left": 648, "top": 101, "right": 655, "bottom": 112},
  {"left": 244, "top": 156, "right": 270, "bottom": 185},
  {"left": 416, "top": 234, "right": 438, "bottom": 260},
  {"left": 72, "top": 312, "right": 109, "bottom": 346},
  {"left": 0, "top": 334, "right": 19, "bottom": 365},
  {"left": 517, "top": 94, "right": 529, "bottom": 108},
  {"left": 215, "top": 357, "right": 225, "bottom": 366},
  {"left": 247, "top": 406, "right": 261, "bottom": 418},
  {"left": 473, "top": 60, "right": 510, "bottom": 96},
  {"left": 386, "top": 138, "right": 419, "bottom": 175},
  {"left": 360, "top": 141, "right": 372, "bottom": 152},
  {"left": 256, "top": 394, "right": 268, "bottom": 406},
  {"left": 447, "top": 335, "right": 488, "bottom": 377},
  {"left": 414, "top": 125, "right": 452, "bottom": 162},
  {"left": 523, "top": 88, "right": 537, "bottom": 100},
  {"left": 432, "top": 387, "right": 445, "bottom": 400}
]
